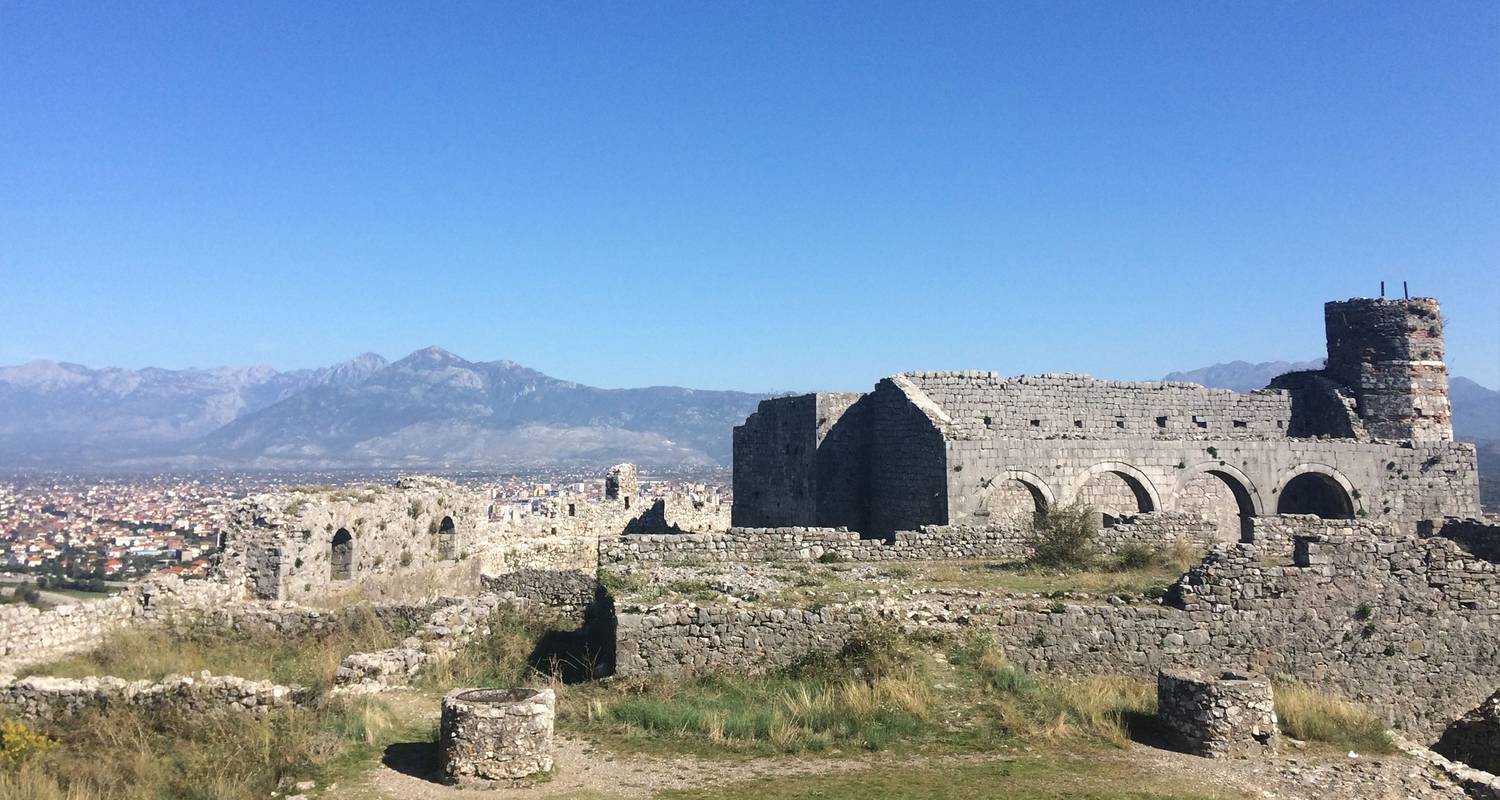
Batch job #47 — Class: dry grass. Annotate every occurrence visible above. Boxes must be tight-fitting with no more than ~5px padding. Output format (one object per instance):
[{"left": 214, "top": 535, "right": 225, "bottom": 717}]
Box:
[
  {"left": 1273, "top": 681, "right": 1394, "bottom": 753},
  {"left": 0, "top": 695, "right": 409, "bottom": 800},
  {"left": 952, "top": 638, "right": 1155, "bottom": 748},
  {"left": 21, "top": 605, "right": 402, "bottom": 692}
]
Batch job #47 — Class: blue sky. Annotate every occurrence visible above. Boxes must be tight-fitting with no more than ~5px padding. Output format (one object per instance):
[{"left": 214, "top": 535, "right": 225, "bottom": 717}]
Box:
[{"left": 2, "top": 1, "right": 1496, "bottom": 392}]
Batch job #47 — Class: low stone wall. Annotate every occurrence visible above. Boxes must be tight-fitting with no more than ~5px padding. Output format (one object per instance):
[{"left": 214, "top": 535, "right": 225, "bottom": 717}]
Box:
[
  {"left": 602, "top": 527, "right": 872, "bottom": 565},
  {"left": 0, "top": 672, "right": 307, "bottom": 722},
  {"left": 0, "top": 596, "right": 134, "bottom": 674},
  {"left": 614, "top": 604, "right": 866, "bottom": 676},
  {"left": 335, "top": 592, "right": 548, "bottom": 692},
  {"left": 1398, "top": 734, "right": 1500, "bottom": 800},
  {"left": 613, "top": 516, "right": 1500, "bottom": 740},
  {"left": 603, "top": 513, "right": 1216, "bottom": 567},
  {"left": 0, "top": 577, "right": 237, "bottom": 675},
  {"left": 480, "top": 569, "right": 599, "bottom": 620},
  {"left": 1429, "top": 517, "right": 1500, "bottom": 561},
  {"left": 1243, "top": 515, "right": 1388, "bottom": 554}
]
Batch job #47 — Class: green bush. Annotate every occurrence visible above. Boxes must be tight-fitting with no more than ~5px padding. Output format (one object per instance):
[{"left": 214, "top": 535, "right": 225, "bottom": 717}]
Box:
[{"left": 1029, "top": 503, "right": 1099, "bottom": 570}]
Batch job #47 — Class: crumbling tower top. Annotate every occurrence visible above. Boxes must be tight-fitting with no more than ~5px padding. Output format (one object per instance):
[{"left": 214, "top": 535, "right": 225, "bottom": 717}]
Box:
[{"left": 1324, "top": 297, "right": 1452, "bottom": 442}]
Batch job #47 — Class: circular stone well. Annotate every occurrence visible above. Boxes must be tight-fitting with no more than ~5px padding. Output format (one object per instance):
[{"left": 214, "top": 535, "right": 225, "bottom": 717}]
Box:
[{"left": 440, "top": 687, "right": 555, "bottom": 783}]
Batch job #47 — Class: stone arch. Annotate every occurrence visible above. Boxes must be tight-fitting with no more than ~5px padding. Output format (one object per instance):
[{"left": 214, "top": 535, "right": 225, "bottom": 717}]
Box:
[
  {"left": 1074, "top": 462, "right": 1160, "bottom": 526},
  {"left": 437, "top": 515, "right": 457, "bottom": 560},
  {"left": 330, "top": 528, "right": 353, "bottom": 581},
  {"left": 1174, "top": 463, "right": 1263, "bottom": 543},
  {"left": 978, "top": 470, "right": 1054, "bottom": 526},
  {"left": 1275, "top": 465, "right": 1356, "bottom": 519}
]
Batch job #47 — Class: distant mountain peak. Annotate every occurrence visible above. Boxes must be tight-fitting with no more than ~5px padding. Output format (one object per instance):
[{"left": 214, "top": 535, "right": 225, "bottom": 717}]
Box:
[
  {"left": 396, "top": 345, "right": 466, "bottom": 367},
  {"left": 1163, "top": 359, "right": 1325, "bottom": 393}
]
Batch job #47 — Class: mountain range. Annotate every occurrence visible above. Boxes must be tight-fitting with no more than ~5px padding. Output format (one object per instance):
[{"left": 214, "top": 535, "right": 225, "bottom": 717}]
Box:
[
  {"left": 0, "top": 353, "right": 1494, "bottom": 475},
  {"left": 0, "top": 348, "right": 764, "bottom": 469}
]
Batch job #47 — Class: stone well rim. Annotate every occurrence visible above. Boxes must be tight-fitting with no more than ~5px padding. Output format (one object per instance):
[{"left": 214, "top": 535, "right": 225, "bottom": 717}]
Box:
[{"left": 453, "top": 687, "right": 545, "bottom": 705}]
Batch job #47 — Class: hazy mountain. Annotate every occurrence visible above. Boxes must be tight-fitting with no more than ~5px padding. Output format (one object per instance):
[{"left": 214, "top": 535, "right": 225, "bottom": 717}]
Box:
[
  {"left": 0, "top": 354, "right": 385, "bottom": 465},
  {"left": 1451, "top": 376, "right": 1500, "bottom": 441},
  {"left": 1162, "top": 359, "right": 1326, "bottom": 393},
  {"left": 0, "top": 348, "right": 763, "bottom": 469}
]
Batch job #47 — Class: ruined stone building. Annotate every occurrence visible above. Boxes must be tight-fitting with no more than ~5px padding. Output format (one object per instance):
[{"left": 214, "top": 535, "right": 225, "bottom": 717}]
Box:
[
  {"left": 733, "top": 297, "right": 1481, "bottom": 537},
  {"left": 218, "top": 464, "right": 729, "bottom": 604}
]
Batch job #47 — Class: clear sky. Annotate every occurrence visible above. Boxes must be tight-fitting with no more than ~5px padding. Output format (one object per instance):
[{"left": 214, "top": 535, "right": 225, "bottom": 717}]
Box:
[{"left": 2, "top": 1, "right": 1496, "bottom": 392}]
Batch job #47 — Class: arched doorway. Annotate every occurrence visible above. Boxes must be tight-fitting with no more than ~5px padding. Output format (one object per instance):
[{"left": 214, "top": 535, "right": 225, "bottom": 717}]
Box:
[
  {"left": 330, "top": 528, "right": 353, "bottom": 580},
  {"left": 1178, "top": 468, "right": 1259, "bottom": 543},
  {"left": 437, "top": 515, "right": 457, "bottom": 560},
  {"left": 1077, "top": 466, "right": 1156, "bottom": 527},
  {"left": 1276, "top": 472, "right": 1355, "bottom": 519},
  {"left": 980, "top": 478, "right": 1049, "bottom": 527}
]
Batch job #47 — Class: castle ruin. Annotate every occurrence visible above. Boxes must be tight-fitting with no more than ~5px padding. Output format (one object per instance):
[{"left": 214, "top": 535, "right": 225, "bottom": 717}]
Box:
[{"left": 733, "top": 297, "right": 1479, "bottom": 538}]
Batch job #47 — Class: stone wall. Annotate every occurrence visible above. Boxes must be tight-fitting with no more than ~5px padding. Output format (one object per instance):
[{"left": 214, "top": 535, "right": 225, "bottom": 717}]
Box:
[
  {"left": 1324, "top": 297, "right": 1453, "bottom": 442},
  {"left": 1429, "top": 518, "right": 1500, "bottom": 561},
  {"left": 943, "top": 434, "right": 1479, "bottom": 531},
  {"left": 614, "top": 604, "right": 867, "bottom": 676},
  {"left": 0, "top": 576, "right": 235, "bottom": 675},
  {"left": 1242, "top": 514, "right": 1388, "bottom": 555},
  {"left": 731, "top": 392, "right": 870, "bottom": 531},
  {"left": 612, "top": 516, "right": 1500, "bottom": 740},
  {"left": 868, "top": 376, "right": 950, "bottom": 535},
  {"left": 905, "top": 372, "right": 1297, "bottom": 442},
  {"left": 480, "top": 569, "right": 599, "bottom": 620},
  {"left": 602, "top": 513, "right": 1217, "bottom": 567},
  {"left": 0, "top": 672, "right": 307, "bottom": 722},
  {"left": 1435, "top": 690, "right": 1500, "bottom": 774},
  {"left": 998, "top": 520, "right": 1500, "bottom": 739},
  {"left": 220, "top": 476, "right": 489, "bottom": 603}
]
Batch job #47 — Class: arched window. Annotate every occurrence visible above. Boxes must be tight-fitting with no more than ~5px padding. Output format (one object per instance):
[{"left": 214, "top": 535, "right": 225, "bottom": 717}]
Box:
[
  {"left": 330, "top": 528, "right": 354, "bottom": 580},
  {"left": 1078, "top": 469, "right": 1154, "bottom": 527},
  {"left": 1178, "top": 469, "right": 1258, "bottom": 542},
  {"left": 437, "top": 516, "right": 457, "bottom": 560},
  {"left": 1277, "top": 473, "right": 1355, "bottom": 519}
]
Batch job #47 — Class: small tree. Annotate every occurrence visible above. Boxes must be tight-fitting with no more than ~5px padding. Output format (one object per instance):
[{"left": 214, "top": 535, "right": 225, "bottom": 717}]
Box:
[{"left": 1029, "top": 501, "right": 1099, "bottom": 570}]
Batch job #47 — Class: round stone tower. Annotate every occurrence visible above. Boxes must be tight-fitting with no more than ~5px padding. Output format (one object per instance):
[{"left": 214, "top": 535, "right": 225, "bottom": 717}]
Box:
[{"left": 1324, "top": 297, "right": 1453, "bottom": 442}]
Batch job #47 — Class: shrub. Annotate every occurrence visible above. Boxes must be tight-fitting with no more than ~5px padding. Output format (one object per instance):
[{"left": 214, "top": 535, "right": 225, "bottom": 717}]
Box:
[
  {"left": 1112, "top": 543, "right": 1157, "bottom": 571},
  {"left": 1029, "top": 503, "right": 1099, "bottom": 570},
  {"left": 0, "top": 718, "right": 55, "bottom": 769},
  {"left": 3, "top": 585, "right": 44, "bottom": 608}
]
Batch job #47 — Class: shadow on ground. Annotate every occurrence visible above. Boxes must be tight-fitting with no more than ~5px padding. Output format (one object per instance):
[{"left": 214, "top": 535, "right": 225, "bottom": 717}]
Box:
[{"left": 383, "top": 740, "right": 442, "bottom": 784}]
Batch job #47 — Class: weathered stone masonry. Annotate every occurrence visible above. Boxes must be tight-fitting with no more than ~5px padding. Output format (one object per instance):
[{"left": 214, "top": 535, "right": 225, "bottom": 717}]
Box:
[
  {"left": 610, "top": 515, "right": 1500, "bottom": 741},
  {"left": 734, "top": 297, "right": 1480, "bottom": 538}
]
